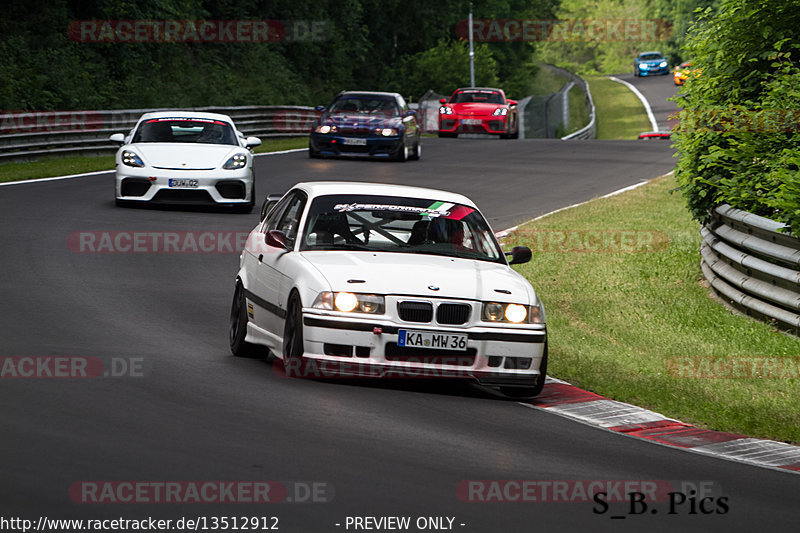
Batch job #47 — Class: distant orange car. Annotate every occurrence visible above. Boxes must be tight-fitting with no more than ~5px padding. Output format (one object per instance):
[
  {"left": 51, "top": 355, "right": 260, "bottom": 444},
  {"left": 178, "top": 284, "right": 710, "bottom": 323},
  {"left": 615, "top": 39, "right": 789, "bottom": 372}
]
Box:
[{"left": 674, "top": 61, "right": 701, "bottom": 86}]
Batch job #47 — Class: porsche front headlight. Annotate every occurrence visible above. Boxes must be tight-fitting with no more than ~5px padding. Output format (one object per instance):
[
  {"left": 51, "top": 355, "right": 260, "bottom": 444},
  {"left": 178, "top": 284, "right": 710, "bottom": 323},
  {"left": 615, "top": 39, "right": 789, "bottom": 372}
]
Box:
[
  {"left": 223, "top": 153, "right": 247, "bottom": 170},
  {"left": 492, "top": 108, "right": 509, "bottom": 116},
  {"left": 121, "top": 150, "right": 144, "bottom": 168}
]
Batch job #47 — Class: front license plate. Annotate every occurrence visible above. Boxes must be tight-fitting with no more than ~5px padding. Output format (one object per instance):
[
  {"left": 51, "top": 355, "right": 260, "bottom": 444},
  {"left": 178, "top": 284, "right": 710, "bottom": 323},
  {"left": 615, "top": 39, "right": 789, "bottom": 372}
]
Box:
[
  {"left": 461, "top": 119, "right": 482, "bottom": 125},
  {"left": 342, "top": 137, "right": 367, "bottom": 146},
  {"left": 168, "top": 178, "right": 198, "bottom": 188},
  {"left": 398, "top": 330, "right": 468, "bottom": 351}
]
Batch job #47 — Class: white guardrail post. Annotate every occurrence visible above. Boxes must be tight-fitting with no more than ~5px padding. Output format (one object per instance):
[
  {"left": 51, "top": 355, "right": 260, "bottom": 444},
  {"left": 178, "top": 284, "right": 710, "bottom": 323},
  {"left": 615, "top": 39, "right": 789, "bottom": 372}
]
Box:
[
  {"left": 0, "top": 106, "right": 319, "bottom": 161},
  {"left": 701, "top": 204, "right": 800, "bottom": 334}
]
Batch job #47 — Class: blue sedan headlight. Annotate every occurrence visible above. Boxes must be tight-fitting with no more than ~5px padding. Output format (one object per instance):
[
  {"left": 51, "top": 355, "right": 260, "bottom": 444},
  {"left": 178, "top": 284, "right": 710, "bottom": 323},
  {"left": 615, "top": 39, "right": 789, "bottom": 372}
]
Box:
[
  {"left": 374, "top": 128, "right": 399, "bottom": 136},
  {"left": 121, "top": 150, "right": 144, "bottom": 168},
  {"left": 223, "top": 153, "right": 247, "bottom": 170},
  {"left": 659, "top": 61, "right": 668, "bottom": 68}
]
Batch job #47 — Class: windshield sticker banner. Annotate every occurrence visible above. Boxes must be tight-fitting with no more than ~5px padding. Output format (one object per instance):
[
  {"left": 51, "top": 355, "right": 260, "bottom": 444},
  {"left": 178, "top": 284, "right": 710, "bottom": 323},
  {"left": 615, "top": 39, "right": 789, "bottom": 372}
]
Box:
[{"left": 334, "top": 203, "right": 451, "bottom": 217}]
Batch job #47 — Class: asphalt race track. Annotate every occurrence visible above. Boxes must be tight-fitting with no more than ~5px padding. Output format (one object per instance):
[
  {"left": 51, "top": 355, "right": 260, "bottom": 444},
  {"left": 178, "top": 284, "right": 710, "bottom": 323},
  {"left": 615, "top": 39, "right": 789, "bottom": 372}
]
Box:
[{"left": 2, "top": 79, "right": 799, "bottom": 532}]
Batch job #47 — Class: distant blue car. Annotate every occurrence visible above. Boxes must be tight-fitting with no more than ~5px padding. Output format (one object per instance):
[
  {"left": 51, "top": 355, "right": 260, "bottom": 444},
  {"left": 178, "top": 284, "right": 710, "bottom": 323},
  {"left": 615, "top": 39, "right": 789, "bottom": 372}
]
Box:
[{"left": 634, "top": 51, "right": 669, "bottom": 77}]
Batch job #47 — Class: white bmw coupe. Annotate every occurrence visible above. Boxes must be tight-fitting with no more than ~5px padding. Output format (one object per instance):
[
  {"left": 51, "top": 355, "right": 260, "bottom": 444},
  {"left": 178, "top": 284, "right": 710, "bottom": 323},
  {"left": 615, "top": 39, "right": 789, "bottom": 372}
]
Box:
[
  {"left": 110, "top": 111, "right": 261, "bottom": 211},
  {"left": 231, "top": 182, "right": 547, "bottom": 397}
]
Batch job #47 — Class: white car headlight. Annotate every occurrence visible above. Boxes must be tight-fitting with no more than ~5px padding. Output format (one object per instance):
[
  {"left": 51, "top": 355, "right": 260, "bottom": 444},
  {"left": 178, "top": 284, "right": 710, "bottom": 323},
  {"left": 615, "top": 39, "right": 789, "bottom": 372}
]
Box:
[
  {"left": 375, "top": 128, "right": 398, "bottom": 136},
  {"left": 482, "top": 302, "right": 544, "bottom": 324},
  {"left": 659, "top": 61, "right": 668, "bottom": 68},
  {"left": 315, "top": 125, "right": 337, "bottom": 134},
  {"left": 492, "top": 108, "right": 509, "bottom": 116},
  {"left": 313, "top": 292, "right": 385, "bottom": 314},
  {"left": 121, "top": 150, "right": 144, "bottom": 168},
  {"left": 223, "top": 153, "right": 247, "bottom": 170}
]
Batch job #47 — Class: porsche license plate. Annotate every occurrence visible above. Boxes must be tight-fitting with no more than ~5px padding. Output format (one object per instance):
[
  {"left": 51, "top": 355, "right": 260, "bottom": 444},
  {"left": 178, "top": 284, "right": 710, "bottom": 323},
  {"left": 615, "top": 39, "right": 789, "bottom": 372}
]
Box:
[
  {"left": 398, "top": 330, "right": 468, "bottom": 351},
  {"left": 168, "top": 178, "right": 198, "bottom": 188},
  {"left": 461, "top": 119, "right": 482, "bottom": 125},
  {"left": 343, "top": 138, "right": 367, "bottom": 146}
]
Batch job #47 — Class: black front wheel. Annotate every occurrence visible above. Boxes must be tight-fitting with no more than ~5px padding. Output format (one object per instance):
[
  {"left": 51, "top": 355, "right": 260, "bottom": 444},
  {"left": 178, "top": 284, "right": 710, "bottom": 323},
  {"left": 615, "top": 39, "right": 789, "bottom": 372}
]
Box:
[
  {"left": 282, "top": 292, "right": 306, "bottom": 377},
  {"left": 500, "top": 342, "right": 548, "bottom": 399},
  {"left": 230, "top": 282, "right": 264, "bottom": 358}
]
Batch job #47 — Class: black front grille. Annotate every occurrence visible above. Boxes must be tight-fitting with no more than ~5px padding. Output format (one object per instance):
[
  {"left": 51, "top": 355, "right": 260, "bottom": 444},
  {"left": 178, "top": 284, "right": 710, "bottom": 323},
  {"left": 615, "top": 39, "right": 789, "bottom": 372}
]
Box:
[
  {"left": 215, "top": 181, "right": 246, "bottom": 199},
  {"left": 120, "top": 178, "right": 151, "bottom": 197},
  {"left": 385, "top": 344, "right": 476, "bottom": 366},
  {"left": 437, "top": 303, "right": 471, "bottom": 325},
  {"left": 152, "top": 189, "right": 214, "bottom": 204},
  {"left": 488, "top": 120, "right": 505, "bottom": 131},
  {"left": 397, "top": 301, "right": 433, "bottom": 323}
]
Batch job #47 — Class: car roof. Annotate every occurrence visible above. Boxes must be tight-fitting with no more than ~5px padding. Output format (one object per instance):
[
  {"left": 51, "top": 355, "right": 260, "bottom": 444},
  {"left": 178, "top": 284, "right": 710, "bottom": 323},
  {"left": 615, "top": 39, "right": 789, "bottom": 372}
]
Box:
[
  {"left": 136, "top": 111, "right": 235, "bottom": 123},
  {"left": 291, "top": 181, "right": 477, "bottom": 207}
]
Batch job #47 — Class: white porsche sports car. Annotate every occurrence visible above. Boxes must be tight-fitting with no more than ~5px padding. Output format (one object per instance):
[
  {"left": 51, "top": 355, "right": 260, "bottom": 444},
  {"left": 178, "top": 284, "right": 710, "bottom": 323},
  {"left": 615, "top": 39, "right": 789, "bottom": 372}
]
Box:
[
  {"left": 110, "top": 111, "right": 261, "bottom": 211},
  {"left": 231, "top": 182, "right": 547, "bottom": 397}
]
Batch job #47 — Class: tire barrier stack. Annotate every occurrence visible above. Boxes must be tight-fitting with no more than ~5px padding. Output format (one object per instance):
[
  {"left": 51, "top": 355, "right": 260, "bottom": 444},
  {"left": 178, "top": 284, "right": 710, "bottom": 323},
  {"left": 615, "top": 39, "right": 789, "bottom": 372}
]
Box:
[{"left": 701, "top": 204, "right": 800, "bottom": 334}]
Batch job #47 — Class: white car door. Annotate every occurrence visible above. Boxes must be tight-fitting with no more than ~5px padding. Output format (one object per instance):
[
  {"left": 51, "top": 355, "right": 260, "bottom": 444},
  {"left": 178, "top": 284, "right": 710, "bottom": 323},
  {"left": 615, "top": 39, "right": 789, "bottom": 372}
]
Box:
[{"left": 251, "top": 191, "right": 307, "bottom": 336}]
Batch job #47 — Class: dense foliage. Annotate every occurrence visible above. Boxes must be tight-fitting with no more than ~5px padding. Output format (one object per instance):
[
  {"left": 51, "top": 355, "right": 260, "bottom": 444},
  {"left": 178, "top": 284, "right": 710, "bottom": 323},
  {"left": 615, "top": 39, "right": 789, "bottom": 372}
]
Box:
[
  {"left": 0, "top": 0, "right": 558, "bottom": 109},
  {"left": 673, "top": 0, "right": 800, "bottom": 233}
]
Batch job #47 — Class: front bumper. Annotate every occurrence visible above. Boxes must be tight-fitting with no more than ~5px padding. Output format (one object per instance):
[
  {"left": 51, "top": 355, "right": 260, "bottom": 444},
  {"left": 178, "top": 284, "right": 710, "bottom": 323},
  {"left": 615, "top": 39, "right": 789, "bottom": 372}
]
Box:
[
  {"left": 115, "top": 167, "right": 253, "bottom": 205},
  {"left": 293, "top": 309, "right": 546, "bottom": 386},
  {"left": 309, "top": 133, "right": 403, "bottom": 158},
  {"left": 636, "top": 64, "right": 669, "bottom": 76},
  {"left": 439, "top": 116, "right": 509, "bottom": 135}
]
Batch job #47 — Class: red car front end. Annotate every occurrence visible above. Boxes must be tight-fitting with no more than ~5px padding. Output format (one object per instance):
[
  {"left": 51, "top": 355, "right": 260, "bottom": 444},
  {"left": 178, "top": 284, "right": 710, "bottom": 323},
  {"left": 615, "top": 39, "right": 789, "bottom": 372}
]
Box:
[{"left": 438, "top": 88, "right": 518, "bottom": 139}]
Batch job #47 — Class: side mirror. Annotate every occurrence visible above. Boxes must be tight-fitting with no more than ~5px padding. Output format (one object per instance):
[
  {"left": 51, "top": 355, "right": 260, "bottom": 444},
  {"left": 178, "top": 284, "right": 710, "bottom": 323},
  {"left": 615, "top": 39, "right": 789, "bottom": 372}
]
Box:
[
  {"left": 260, "top": 194, "right": 283, "bottom": 221},
  {"left": 315, "top": 105, "right": 326, "bottom": 112},
  {"left": 246, "top": 136, "right": 262, "bottom": 148},
  {"left": 265, "top": 230, "right": 288, "bottom": 249},
  {"left": 508, "top": 99, "right": 517, "bottom": 106},
  {"left": 506, "top": 246, "right": 532, "bottom": 265},
  {"left": 439, "top": 98, "right": 447, "bottom": 104},
  {"left": 109, "top": 133, "right": 125, "bottom": 144}
]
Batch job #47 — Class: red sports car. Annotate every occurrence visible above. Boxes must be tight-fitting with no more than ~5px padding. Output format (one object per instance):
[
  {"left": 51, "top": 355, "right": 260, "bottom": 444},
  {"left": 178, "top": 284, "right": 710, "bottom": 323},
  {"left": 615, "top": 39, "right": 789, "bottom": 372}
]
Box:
[{"left": 438, "top": 88, "right": 518, "bottom": 139}]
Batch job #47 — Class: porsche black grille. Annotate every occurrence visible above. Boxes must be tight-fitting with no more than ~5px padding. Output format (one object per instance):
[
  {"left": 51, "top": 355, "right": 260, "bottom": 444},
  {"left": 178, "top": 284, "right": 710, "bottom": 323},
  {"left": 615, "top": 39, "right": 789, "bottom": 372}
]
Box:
[
  {"left": 215, "top": 181, "right": 246, "bottom": 199},
  {"left": 120, "top": 178, "right": 151, "bottom": 197}
]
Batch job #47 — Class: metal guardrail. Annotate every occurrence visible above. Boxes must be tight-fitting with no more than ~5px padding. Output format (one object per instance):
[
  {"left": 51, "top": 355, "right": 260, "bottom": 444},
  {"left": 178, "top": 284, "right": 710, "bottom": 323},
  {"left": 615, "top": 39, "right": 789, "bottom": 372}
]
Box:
[
  {"left": 555, "top": 68, "right": 595, "bottom": 141},
  {"left": 0, "top": 106, "right": 319, "bottom": 160},
  {"left": 701, "top": 204, "right": 800, "bottom": 333}
]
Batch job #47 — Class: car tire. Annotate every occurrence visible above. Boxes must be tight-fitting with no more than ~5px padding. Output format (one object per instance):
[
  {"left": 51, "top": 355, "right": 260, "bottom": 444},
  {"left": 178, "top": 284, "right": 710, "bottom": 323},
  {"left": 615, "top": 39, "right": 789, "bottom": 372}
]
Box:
[
  {"left": 309, "top": 146, "right": 321, "bottom": 158},
  {"left": 230, "top": 281, "right": 264, "bottom": 358},
  {"left": 409, "top": 140, "right": 421, "bottom": 160},
  {"left": 500, "top": 342, "right": 548, "bottom": 399},
  {"left": 393, "top": 141, "right": 409, "bottom": 162},
  {"left": 282, "top": 291, "right": 306, "bottom": 377}
]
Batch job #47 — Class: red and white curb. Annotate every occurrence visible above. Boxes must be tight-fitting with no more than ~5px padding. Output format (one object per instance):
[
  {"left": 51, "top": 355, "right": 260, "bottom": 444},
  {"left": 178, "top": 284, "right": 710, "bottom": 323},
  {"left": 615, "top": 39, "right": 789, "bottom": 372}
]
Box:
[{"left": 522, "top": 377, "right": 800, "bottom": 474}]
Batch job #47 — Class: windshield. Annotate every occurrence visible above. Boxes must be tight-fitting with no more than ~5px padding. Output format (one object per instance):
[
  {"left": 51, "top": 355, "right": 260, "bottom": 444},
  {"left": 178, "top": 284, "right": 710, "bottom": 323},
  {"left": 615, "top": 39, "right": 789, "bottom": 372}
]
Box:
[
  {"left": 299, "top": 194, "right": 504, "bottom": 263},
  {"left": 451, "top": 90, "right": 504, "bottom": 104},
  {"left": 132, "top": 117, "right": 239, "bottom": 145},
  {"left": 638, "top": 53, "right": 663, "bottom": 61},
  {"left": 329, "top": 96, "right": 400, "bottom": 116}
]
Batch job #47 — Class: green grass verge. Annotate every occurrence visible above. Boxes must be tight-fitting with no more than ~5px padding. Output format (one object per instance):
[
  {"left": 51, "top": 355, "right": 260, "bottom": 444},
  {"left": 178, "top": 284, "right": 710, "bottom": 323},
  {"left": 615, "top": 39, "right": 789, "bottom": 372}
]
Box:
[
  {"left": 566, "top": 84, "right": 590, "bottom": 135},
  {"left": 505, "top": 175, "right": 800, "bottom": 444},
  {"left": 587, "top": 76, "right": 651, "bottom": 140},
  {"left": 0, "top": 137, "right": 309, "bottom": 184}
]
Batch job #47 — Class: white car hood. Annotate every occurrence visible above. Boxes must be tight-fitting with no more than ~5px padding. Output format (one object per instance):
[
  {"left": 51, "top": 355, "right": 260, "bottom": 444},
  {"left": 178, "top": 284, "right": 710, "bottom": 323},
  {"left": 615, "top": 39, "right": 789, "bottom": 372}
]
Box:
[
  {"left": 300, "top": 251, "right": 535, "bottom": 304},
  {"left": 128, "top": 143, "right": 241, "bottom": 170}
]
